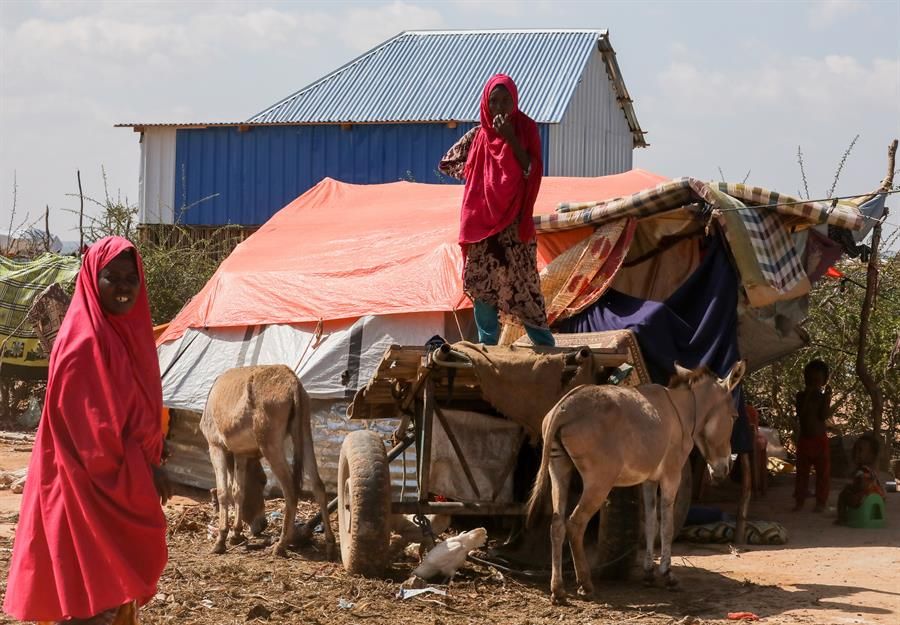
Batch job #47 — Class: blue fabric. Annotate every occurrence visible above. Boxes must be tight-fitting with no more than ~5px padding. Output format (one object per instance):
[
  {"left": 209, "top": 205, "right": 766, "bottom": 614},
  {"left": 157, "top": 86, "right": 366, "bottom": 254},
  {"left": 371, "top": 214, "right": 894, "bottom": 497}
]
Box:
[
  {"left": 852, "top": 194, "right": 888, "bottom": 243},
  {"left": 557, "top": 236, "right": 752, "bottom": 452}
]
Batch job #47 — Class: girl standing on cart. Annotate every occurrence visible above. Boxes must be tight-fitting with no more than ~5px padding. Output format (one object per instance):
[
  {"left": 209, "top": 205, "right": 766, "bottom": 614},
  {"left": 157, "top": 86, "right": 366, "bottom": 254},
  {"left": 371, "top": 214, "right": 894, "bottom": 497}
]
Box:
[{"left": 440, "top": 74, "right": 554, "bottom": 346}]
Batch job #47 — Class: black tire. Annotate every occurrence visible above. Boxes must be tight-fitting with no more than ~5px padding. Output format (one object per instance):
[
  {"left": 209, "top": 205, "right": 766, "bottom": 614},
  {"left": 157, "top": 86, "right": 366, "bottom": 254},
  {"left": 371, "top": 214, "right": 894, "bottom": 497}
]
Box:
[
  {"left": 337, "top": 430, "right": 391, "bottom": 577},
  {"left": 593, "top": 485, "right": 641, "bottom": 580}
]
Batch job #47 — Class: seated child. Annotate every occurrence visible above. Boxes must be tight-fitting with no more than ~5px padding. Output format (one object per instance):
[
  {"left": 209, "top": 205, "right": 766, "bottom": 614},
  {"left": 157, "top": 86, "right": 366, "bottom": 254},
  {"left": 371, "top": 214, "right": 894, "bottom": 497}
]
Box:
[{"left": 836, "top": 432, "right": 886, "bottom": 525}]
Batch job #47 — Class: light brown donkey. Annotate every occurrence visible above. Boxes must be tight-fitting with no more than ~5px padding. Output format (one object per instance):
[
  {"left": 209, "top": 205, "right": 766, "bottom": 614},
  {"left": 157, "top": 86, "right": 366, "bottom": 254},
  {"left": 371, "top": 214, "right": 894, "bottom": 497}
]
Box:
[
  {"left": 526, "top": 361, "right": 745, "bottom": 604},
  {"left": 201, "top": 365, "right": 335, "bottom": 558}
]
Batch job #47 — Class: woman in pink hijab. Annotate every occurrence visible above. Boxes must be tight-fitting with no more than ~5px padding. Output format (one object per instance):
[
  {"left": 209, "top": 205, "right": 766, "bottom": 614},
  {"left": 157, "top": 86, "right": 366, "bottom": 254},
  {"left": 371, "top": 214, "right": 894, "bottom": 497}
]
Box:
[
  {"left": 442, "top": 74, "right": 553, "bottom": 345},
  {"left": 5, "top": 236, "right": 170, "bottom": 625}
]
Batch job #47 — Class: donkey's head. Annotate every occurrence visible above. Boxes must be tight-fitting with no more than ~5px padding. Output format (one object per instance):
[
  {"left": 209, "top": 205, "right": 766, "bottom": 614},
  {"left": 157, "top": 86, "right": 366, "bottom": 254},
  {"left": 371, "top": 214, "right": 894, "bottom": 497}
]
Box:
[{"left": 671, "top": 360, "right": 746, "bottom": 482}]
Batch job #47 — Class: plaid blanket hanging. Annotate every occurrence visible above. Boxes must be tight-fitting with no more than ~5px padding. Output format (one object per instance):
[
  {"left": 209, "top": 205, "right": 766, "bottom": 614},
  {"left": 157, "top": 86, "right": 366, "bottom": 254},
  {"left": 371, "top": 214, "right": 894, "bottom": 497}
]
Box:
[{"left": 0, "top": 254, "right": 80, "bottom": 373}]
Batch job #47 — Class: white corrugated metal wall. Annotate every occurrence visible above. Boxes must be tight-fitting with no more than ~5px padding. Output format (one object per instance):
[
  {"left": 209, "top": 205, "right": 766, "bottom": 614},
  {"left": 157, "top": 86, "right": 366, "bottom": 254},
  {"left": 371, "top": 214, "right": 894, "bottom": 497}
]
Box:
[
  {"left": 547, "top": 49, "right": 633, "bottom": 176},
  {"left": 139, "top": 127, "right": 176, "bottom": 224}
]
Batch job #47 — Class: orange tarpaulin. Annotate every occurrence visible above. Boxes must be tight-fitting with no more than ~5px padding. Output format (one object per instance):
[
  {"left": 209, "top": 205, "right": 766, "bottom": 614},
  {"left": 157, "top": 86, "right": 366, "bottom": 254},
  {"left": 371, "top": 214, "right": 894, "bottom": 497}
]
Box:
[{"left": 159, "top": 170, "right": 667, "bottom": 344}]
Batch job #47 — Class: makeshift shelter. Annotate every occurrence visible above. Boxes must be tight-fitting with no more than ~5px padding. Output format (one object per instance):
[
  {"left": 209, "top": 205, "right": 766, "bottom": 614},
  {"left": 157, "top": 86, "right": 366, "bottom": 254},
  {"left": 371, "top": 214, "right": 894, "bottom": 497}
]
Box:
[
  {"left": 0, "top": 254, "right": 80, "bottom": 379},
  {"left": 157, "top": 167, "right": 885, "bottom": 491}
]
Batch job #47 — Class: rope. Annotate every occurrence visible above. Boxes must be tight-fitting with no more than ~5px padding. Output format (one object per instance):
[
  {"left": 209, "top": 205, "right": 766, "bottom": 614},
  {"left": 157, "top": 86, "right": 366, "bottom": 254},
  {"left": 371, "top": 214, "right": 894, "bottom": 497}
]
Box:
[
  {"left": 710, "top": 188, "right": 899, "bottom": 218},
  {"left": 467, "top": 545, "right": 638, "bottom": 581}
]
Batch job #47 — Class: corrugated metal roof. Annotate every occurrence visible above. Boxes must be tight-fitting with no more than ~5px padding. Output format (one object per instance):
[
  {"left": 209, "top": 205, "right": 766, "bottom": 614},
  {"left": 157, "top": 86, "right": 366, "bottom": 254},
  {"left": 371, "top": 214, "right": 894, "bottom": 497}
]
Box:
[{"left": 246, "top": 29, "right": 644, "bottom": 146}]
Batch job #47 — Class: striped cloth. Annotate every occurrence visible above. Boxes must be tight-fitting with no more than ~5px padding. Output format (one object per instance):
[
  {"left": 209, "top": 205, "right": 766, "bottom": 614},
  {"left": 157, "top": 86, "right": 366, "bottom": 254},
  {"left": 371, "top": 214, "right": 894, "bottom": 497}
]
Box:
[
  {"left": 714, "top": 183, "right": 864, "bottom": 230},
  {"left": 0, "top": 253, "right": 80, "bottom": 370},
  {"left": 540, "top": 178, "right": 697, "bottom": 231},
  {"left": 537, "top": 177, "right": 866, "bottom": 233},
  {"left": 694, "top": 184, "right": 809, "bottom": 306},
  {"left": 537, "top": 177, "right": 871, "bottom": 308}
]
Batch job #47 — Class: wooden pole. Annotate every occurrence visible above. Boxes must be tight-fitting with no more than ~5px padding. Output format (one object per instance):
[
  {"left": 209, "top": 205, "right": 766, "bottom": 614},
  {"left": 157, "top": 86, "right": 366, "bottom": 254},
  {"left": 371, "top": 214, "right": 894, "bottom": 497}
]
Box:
[
  {"left": 735, "top": 453, "right": 752, "bottom": 545},
  {"left": 77, "top": 170, "right": 84, "bottom": 256},
  {"left": 856, "top": 223, "right": 884, "bottom": 436},
  {"left": 855, "top": 140, "right": 896, "bottom": 439},
  {"left": 44, "top": 205, "right": 50, "bottom": 252}
]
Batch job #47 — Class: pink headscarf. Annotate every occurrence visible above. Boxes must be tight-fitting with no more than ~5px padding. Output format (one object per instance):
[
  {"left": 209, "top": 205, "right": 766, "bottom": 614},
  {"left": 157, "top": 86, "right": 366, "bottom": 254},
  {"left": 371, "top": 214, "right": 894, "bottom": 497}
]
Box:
[
  {"left": 459, "top": 74, "right": 543, "bottom": 245},
  {"left": 5, "top": 237, "right": 167, "bottom": 621}
]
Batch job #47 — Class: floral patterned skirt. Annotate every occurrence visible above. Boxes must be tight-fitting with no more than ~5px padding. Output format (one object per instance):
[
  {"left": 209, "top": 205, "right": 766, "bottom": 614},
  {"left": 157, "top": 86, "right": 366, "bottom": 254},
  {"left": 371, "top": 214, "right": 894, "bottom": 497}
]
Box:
[{"left": 463, "top": 222, "right": 550, "bottom": 330}]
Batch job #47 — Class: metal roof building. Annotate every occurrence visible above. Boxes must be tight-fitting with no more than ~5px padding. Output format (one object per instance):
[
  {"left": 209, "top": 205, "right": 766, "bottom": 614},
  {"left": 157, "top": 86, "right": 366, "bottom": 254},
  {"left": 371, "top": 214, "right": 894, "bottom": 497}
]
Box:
[{"left": 121, "top": 29, "right": 645, "bottom": 226}]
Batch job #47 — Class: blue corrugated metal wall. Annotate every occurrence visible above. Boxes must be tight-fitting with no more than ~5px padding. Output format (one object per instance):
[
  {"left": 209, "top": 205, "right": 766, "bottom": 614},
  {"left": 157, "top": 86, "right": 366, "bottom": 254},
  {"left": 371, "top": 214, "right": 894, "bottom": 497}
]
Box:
[{"left": 174, "top": 124, "right": 551, "bottom": 225}]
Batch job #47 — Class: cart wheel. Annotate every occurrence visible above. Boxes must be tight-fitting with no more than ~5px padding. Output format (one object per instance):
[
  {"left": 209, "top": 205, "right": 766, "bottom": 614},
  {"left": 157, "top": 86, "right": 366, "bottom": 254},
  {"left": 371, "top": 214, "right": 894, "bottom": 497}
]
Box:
[
  {"left": 338, "top": 430, "right": 391, "bottom": 577},
  {"left": 594, "top": 485, "right": 641, "bottom": 580}
]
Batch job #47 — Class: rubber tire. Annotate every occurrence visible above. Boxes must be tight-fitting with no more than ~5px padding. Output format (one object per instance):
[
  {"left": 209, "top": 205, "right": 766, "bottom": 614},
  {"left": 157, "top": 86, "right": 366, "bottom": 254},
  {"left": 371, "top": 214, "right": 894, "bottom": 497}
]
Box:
[
  {"left": 593, "top": 485, "right": 641, "bottom": 580},
  {"left": 337, "top": 430, "right": 392, "bottom": 577}
]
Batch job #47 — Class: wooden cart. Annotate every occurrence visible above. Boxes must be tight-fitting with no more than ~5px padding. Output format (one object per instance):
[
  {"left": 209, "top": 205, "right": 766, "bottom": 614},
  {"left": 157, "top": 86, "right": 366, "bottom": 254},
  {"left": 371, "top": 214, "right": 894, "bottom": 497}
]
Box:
[{"left": 337, "top": 332, "right": 688, "bottom": 577}]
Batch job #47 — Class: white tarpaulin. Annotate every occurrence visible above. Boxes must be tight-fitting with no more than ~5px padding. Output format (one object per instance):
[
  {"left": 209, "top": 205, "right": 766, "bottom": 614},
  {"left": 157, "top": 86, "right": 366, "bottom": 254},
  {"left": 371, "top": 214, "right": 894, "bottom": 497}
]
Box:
[{"left": 158, "top": 312, "right": 445, "bottom": 411}]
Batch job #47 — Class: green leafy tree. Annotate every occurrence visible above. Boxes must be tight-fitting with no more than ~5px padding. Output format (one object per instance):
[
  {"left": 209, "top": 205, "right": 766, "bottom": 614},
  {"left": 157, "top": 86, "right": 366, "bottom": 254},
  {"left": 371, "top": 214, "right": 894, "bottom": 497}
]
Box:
[
  {"left": 744, "top": 247, "right": 899, "bottom": 450},
  {"left": 77, "top": 175, "right": 239, "bottom": 325}
]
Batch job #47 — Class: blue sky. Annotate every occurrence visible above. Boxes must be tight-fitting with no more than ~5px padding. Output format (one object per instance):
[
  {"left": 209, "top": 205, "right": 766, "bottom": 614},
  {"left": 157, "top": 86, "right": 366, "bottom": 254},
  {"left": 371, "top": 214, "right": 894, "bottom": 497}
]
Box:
[{"left": 1, "top": 0, "right": 898, "bottom": 244}]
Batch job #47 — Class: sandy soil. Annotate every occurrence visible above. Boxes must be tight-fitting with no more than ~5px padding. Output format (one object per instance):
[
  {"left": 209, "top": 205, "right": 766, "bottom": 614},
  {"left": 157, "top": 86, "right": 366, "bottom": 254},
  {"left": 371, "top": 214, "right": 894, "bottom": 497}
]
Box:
[
  {"left": 0, "top": 442, "right": 31, "bottom": 540},
  {"left": 0, "top": 437, "right": 897, "bottom": 625}
]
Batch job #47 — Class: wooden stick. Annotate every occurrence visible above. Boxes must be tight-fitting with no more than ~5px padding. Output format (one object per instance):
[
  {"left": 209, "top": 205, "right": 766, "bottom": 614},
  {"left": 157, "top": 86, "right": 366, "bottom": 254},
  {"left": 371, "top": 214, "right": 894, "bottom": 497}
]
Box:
[
  {"left": 44, "top": 205, "right": 50, "bottom": 252},
  {"left": 880, "top": 139, "right": 897, "bottom": 191},
  {"left": 856, "top": 220, "right": 884, "bottom": 437},
  {"left": 735, "top": 453, "right": 752, "bottom": 545},
  {"left": 77, "top": 170, "right": 84, "bottom": 256},
  {"left": 853, "top": 139, "right": 897, "bottom": 205},
  {"left": 854, "top": 140, "right": 896, "bottom": 441}
]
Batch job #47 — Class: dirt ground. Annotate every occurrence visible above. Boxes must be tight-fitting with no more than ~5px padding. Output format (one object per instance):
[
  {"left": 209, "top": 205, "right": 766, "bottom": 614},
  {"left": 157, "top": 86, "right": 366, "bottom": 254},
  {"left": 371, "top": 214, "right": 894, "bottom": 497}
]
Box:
[{"left": 0, "top": 437, "right": 898, "bottom": 625}]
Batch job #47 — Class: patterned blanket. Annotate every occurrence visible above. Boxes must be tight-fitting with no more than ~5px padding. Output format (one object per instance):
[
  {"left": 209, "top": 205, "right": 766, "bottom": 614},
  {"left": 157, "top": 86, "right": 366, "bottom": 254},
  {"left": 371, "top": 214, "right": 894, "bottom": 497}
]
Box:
[
  {"left": 535, "top": 178, "right": 867, "bottom": 309},
  {"left": 698, "top": 185, "right": 810, "bottom": 307},
  {"left": 538, "top": 177, "right": 865, "bottom": 232},
  {"left": 678, "top": 520, "right": 788, "bottom": 545},
  {"left": 0, "top": 254, "right": 80, "bottom": 372},
  {"left": 540, "top": 219, "right": 637, "bottom": 325}
]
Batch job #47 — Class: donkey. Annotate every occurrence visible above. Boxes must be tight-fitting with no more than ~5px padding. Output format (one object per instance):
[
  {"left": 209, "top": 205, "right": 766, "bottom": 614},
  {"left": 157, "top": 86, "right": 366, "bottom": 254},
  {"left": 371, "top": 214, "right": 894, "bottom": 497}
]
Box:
[
  {"left": 526, "top": 361, "right": 745, "bottom": 604},
  {"left": 200, "top": 365, "right": 336, "bottom": 558}
]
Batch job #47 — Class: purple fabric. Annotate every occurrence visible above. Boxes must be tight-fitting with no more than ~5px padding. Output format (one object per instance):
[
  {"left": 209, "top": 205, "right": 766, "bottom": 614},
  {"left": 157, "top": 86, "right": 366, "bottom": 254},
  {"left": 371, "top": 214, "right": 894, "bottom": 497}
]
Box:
[{"left": 557, "top": 236, "right": 752, "bottom": 452}]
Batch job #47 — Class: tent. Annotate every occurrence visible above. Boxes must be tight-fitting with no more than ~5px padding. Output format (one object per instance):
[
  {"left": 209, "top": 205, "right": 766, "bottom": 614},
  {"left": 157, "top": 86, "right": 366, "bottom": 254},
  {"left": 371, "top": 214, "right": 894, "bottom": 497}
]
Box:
[{"left": 158, "top": 168, "right": 884, "bottom": 489}]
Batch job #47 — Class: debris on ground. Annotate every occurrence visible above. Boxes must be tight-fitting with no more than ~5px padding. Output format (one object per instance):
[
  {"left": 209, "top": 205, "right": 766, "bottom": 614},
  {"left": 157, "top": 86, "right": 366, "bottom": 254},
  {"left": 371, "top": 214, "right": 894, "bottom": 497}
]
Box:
[
  {"left": 397, "top": 587, "right": 448, "bottom": 600},
  {"left": 0, "top": 468, "right": 27, "bottom": 493}
]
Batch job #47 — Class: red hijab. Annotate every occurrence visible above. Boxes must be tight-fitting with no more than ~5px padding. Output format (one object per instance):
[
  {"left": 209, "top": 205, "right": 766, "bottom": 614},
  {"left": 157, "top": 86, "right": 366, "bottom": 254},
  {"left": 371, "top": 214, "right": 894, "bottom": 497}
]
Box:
[
  {"left": 4, "top": 237, "right": 167, "bottom": 621},
  {"left": 459, "top": 74, "right": 543, "bottom": 245}
]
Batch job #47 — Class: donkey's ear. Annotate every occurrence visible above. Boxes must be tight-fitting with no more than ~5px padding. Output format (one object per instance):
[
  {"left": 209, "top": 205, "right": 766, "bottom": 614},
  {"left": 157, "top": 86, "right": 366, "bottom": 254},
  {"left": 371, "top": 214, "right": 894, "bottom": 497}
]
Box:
[
  {"left": 673, "top": 362, "right": 692, "bottom": 377},
  {"left": 722, "top": 360, "right": 746, "bottom": 392}
]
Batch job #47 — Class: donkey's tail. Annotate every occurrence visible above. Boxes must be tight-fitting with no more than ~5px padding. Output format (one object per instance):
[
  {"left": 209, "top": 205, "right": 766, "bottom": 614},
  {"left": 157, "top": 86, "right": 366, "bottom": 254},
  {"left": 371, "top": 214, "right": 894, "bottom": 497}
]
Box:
[
  {"left": 525, "top": 385, "right": 587, "bottom": 528},
  {"left": 289, "top": 378, "right": 308, "bottom": 495}
]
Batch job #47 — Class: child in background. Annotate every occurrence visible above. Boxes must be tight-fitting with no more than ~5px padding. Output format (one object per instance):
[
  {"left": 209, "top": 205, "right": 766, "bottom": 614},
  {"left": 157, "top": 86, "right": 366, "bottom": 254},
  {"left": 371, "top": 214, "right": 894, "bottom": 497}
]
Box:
[
  {"left": 793, "top": 360, "right": 832, "bottom": 512},
  {"left": 836, "top": 433, "right": 886, "bottom": 525}
]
